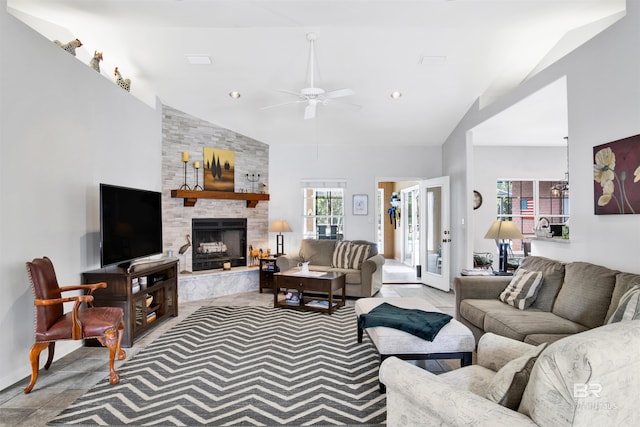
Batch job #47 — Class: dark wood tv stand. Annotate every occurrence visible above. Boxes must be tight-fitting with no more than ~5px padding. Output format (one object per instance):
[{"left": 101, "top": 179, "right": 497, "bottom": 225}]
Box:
[{"left": 83, "top": 259, "right": 178, "bottom": 347}]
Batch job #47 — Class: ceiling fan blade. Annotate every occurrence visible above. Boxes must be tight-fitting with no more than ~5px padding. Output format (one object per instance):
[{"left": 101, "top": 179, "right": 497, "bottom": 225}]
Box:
[
  {"left": 326, "top": 98, "right": 362, "bottom": 111},
  {"left": 260, "top": 100, "right": 303, "bottom": 110},
  {"left": 324, "top": 88, "right": 355, "bottom": 99},
  {"left": 276, "top": 89, "right": 303, "bottom": 98},
  {"left": 304, "top": 102, "right": 317, "bottom": 120}
]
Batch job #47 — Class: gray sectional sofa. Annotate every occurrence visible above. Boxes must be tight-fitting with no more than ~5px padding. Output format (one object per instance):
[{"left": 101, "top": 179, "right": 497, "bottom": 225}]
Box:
[
  {"left": 455, "top": 255, "right": 640, "bottom": 345},
  {"left": 276, "top": 239, "right": 384, "bottom": 297}
]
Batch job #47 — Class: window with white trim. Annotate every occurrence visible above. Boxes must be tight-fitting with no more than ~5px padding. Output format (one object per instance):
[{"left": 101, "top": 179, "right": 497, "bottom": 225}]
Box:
[
  {"left": 496, "top": 180, "right": 569, "bottom": 249},
  {"left": 302, "top": 180, "right": 345, "bottom": 240}
]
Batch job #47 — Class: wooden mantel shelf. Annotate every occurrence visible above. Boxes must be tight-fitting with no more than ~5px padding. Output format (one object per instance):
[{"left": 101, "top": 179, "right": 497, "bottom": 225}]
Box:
[{"left": 170, "top": 189, "right": 270, "bottom": 208}]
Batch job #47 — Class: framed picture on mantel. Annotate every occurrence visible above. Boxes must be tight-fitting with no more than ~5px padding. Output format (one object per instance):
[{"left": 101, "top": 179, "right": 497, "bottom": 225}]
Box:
[
  {"left": 353, "top": 194, "right": 368, "bottom": 215},
  {"left": 203, "top": 147, "right": 235, "bottom": 192}
]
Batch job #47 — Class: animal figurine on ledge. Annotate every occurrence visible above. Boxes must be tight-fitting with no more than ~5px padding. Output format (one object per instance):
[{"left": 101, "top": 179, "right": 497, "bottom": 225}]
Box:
[
  {"left": 89, "top": 51, "right": 103, "bottom": 72},
  {"left": 114, "top": 67, "right": 131, "bottom": 92},
  {"left": 53, "top": 38, "right": 82, "bottom": 56}
]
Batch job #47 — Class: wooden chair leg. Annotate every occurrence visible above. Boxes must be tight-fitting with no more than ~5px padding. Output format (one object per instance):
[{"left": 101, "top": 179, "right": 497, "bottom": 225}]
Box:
[
  {"left": 24, "top": 342, "right": 49, "bottom": 393},
  {"left": 44, "top": 342, "right": 55, "bottom": 370},
  {"left": 104, "top": 327, "right": 124, "bottom": 385},
  {"left": 116, "top": 321, "right": 126, "bottom": 361}
]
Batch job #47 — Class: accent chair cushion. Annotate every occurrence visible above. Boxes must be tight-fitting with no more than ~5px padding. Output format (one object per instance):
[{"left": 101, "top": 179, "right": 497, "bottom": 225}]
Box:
[
  {"left": 499, "top": 268, "right": 543, "bottom": 310},
  {"left": 606, "top": 285, "right": 640, "bottom": 323},
  {"left": 485, "top": 342, "right": 547, "bottom": 410}
]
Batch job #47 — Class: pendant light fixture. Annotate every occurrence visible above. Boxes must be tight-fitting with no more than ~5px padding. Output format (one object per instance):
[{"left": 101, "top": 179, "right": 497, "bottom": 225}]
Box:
[{"left": 551, "top": 136, "right": 569, "bottom": 197}]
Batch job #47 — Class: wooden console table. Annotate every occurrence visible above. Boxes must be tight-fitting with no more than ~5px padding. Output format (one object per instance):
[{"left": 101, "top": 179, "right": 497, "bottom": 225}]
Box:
[{"left": 83, "top": 259, "right": 178, "bottom": 347}]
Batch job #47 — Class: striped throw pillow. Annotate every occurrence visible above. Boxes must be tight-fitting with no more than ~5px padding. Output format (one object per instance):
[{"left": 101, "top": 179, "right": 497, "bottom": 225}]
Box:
[
  {"left": 332, "top": 241, "right": 352, "bottom": 269},
  {"left": 607, "top": 285, "right": 640, "bottom": 324},
  {"left": 499, "top": 268, "right": 544, "bottom": 310},
  {"left": 348, "top": 244, "right": 372, "bottom": 269}
]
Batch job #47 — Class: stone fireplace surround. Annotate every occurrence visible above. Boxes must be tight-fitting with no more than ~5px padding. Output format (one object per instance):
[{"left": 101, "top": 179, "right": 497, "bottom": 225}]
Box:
[{"left": 161, "top": 105, "right": 270, "bottom": 302}]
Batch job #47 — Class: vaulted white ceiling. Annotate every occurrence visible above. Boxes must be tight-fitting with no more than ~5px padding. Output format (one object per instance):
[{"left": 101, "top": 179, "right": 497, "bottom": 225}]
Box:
[{"left": 8, "top": 0, "right": 625, "bottom": 147}]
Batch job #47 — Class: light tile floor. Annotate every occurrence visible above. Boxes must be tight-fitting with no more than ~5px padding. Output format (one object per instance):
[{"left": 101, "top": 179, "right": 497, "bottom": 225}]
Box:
[
  {"left": 382, "top": 258, "right": 422, "bottom": 284},
  {"left": 0, "top": 267, "right": 455, "bottom": 427}
]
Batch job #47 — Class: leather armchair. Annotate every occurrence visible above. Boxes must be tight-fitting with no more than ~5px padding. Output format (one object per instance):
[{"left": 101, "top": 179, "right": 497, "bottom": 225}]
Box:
[{"left": 24, "top": 257, "right": 126, "bottom": 393}]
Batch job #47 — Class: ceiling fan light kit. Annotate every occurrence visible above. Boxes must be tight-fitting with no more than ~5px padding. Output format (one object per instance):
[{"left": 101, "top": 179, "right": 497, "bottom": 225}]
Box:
[{"left": 261, "top": 32, "right": 360, "bottom": 120}]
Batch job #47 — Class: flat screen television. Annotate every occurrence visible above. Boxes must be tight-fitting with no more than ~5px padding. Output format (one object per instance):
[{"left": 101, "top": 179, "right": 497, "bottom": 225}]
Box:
[{"left": 100, "top": 183, "right": 163, "bottom": 268}]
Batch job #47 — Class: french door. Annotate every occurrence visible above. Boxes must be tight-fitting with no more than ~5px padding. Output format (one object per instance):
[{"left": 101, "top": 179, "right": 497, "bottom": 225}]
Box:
[
  {"left": 401, "top": 186, "right": 420, "bottom": 267},
  {"left": 418, "top": 176, "right": 450, "bottom": 291}
]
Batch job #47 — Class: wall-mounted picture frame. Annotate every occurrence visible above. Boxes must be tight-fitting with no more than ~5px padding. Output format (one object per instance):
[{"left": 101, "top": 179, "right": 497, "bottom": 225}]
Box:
[
  {"left": 353, "top": 194, "right": 368, "bottom": 215},
  {"left": 593, "top": 133, "right": 640, "bottom": 215}
]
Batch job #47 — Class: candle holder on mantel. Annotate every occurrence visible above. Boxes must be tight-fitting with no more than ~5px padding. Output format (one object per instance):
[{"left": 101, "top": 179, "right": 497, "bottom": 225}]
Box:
[
  {"left": 245, "top": 173, "right": 260, "bottom": 193},
  {"left": 180, "top": 152, "right": 191, "bottom": 190},
  {"left": 193, "top": 161, "right": 203, "bottom": 190}
]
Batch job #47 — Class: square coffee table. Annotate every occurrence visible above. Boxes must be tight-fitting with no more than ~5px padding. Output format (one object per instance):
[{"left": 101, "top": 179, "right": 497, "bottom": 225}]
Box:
[{"left": 273, "top": 270, "right": 346, "bottom": 314}]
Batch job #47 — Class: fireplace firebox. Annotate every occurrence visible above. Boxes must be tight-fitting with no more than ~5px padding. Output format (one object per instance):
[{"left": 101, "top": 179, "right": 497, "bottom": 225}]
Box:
[{"left": 192, "top": 218, "right": 247, "bottom": 271}]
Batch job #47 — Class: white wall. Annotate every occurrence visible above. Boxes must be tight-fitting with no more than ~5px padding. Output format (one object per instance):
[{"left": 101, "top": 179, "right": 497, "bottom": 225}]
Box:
[
  {"left": 0, "top": 6, "right": 161, "bottom": 390},
  {"left": 268, "top": 144, "right": 442, "bottom": 252},
  {"left": 444, "top": 0, "right": 640, "bottom": 277}
]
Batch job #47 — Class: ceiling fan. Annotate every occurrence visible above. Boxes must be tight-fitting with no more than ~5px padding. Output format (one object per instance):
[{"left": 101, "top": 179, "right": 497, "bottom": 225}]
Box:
[{"left": 261, "top": 33, "right": 360, "bottom": 120}]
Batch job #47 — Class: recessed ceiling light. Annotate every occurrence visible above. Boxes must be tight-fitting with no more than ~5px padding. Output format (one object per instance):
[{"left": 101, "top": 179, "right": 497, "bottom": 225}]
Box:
[
  {"left": 419, "top": 56, "right": 447, "bottom": 65},
  {"left": 186, "top": 55, "right": 212, "bottom": 65},
  {"left": 390, "top": 91, "right": 402, "bottom": 99},
  {"left": 229, "top": 91, "right": 241, "bottom": 99}
]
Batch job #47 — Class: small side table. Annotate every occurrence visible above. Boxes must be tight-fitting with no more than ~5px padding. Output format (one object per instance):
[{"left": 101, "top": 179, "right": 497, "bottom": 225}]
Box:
[{"left": 259, "top": 257, "right": 279, "bottom": 293}]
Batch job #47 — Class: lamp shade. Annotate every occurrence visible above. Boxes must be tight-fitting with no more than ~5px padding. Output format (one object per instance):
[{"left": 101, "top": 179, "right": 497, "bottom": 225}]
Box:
[
  {"left": 268, "top": 219, "right": 292, "bottom": 233},
  {"left": 484, "top": 220, "right": 524, "bottom": 240}
]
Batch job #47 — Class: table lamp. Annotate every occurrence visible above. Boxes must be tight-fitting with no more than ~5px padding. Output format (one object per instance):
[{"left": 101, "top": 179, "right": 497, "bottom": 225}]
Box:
[
  {"left": 484, "top": 220, "right": 523, "bottom": 275},
  {"left": 269, "top": 219, "right": 292, "bottom": 256}
]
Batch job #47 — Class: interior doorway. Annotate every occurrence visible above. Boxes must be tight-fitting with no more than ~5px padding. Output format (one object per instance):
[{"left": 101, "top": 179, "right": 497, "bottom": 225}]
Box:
[
  {"left": 377, "top": 179, "right": 420, "bottom": 284},
  {"left": 377, "top": 180, "right": 417, "bottom": 263},
  {"left": 401, "top": 185, "right": 420, "bottom": 267},
  {"left": 377, "top": 177, "right": 451, "bottom": 290}
]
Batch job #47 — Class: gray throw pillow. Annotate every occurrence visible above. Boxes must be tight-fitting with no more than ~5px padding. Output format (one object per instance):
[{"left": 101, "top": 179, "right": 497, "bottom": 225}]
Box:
[
  {"left": 499, "top": 268, "right": 543, "bottom": 310},
  {"left": 607, "top": 285, "right": 640, "bottom": 324},
  {"left": 348, "top": 243, "right": 371, "bottom": 269},
  {"left": 331, "top": 241, "right": 351, "bottom": 269},
  {"left": 485, "top": 343, "right": 548, "bottom": 410}
]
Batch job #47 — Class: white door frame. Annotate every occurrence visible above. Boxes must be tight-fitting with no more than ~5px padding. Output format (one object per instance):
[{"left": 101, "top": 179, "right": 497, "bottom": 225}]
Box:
[{"left": 419, "top": 176, "right": 450, "bottom": 291}]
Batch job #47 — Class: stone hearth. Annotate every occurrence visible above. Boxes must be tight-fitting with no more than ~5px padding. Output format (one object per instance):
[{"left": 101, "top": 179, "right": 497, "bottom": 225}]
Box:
[{"left": 178, "top": 268, "right": 259, "bottom": 302}]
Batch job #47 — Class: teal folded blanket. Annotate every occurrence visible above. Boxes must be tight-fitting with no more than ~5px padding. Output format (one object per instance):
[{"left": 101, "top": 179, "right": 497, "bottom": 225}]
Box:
[{"left": 358, "top": 302, "right": 453, "bottom": 341}]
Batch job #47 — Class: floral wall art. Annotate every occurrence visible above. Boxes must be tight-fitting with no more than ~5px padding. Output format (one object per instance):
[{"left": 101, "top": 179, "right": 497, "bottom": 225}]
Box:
[{"left": 593, "top": 133, "right": 640, "bottom": 214}]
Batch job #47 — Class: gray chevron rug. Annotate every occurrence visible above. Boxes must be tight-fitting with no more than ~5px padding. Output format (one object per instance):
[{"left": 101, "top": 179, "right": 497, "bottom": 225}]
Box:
[{"left": 49, "top": 305, "right": 386, "bottom": 426}]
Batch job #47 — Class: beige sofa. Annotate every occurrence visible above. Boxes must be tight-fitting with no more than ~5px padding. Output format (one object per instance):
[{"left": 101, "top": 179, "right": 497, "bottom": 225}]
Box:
[
  {"left": 380, "top": 320, "right": 640, "bottom": 426},
  {"left": 455, "top": 255, "right": 640, "bottom": 345},
  {"left": 276, "top": 239, "right": 384, "bottom": 297}
]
